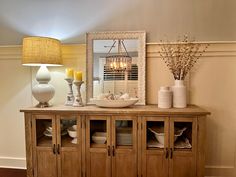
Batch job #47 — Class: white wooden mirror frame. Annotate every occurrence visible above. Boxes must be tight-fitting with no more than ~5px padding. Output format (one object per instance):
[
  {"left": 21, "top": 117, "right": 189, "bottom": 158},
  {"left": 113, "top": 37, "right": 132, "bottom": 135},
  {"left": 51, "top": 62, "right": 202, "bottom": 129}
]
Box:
[{"left": 86, "top": 31, "right": 146, "bottom": 105}]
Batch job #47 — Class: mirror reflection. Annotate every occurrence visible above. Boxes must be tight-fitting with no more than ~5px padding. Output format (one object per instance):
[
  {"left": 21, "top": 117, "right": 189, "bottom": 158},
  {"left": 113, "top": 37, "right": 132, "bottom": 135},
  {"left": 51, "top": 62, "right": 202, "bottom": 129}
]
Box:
[{"left": 93, "top": 39, "right": 139, "bottom": 98}]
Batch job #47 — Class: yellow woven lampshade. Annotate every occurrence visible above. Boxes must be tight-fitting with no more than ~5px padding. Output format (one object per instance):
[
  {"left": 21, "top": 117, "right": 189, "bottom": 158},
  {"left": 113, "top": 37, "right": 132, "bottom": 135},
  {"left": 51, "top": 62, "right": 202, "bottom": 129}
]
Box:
[{"left": 22, "top": 37, "right": 62, "bottom": 66}]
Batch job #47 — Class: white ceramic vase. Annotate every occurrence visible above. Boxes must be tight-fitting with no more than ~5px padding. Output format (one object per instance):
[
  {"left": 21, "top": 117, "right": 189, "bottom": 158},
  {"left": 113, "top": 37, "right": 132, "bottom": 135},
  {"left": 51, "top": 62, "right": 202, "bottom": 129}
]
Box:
[
  {"left": 32, "top": 65, "right": 55, "bottom": 107},
  {"left": 158, "top": 86, "right": 172, "bottom": 108},
  {"left": 172, "top": 80, "right": 187, "bottom": 108}
]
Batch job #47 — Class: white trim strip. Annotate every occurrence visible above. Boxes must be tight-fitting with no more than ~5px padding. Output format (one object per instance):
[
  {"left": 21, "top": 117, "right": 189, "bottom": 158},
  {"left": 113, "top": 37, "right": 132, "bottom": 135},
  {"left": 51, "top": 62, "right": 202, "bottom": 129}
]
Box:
[
  {"left": 205, "top": 165, "right": 235, "bottom": 169},
  {"left": 0, "top": 157, "right": 26, "bottom": 169},
  {"left": 1, "top": 42, "right": 236, "bottom": 60}
]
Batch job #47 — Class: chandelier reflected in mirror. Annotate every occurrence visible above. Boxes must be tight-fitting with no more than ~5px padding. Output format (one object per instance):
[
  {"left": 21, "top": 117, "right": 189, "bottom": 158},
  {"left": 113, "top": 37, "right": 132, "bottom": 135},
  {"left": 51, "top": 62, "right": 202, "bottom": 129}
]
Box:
[{"left": 105, "top": 39, "right": 132, "bottom": 72}]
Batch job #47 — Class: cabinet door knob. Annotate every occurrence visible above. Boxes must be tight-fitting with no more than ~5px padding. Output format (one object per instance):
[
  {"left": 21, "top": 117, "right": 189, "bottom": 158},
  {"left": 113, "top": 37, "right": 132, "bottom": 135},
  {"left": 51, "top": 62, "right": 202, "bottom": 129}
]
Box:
[
  {"left": 112, "top": 146, "right": 115, "bottom": 156},
  {"left": 53, "top": 144, "right": 56, "bottom": 154},
  {"left": 170, "top": 148, "right": 173, "bottom": 159},
  {"left": 165, "top": 148, "right": 169, "bottom": 159},
  {"left": 57, "top": 144, "right": 60, "bottom": 154},
  {"left": 107, "top": 146, "right": 111, "bottom": 156}
]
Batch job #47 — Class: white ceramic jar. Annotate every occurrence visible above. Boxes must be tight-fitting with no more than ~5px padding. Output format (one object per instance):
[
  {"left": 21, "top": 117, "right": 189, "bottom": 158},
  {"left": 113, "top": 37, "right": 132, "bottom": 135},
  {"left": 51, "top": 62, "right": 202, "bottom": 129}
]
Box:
[
  {"left": 158, "top": 86, "right": 172, "bottom": 108},
  {"left": 172, "top": 80, "right": 187, "bottom": 108}
]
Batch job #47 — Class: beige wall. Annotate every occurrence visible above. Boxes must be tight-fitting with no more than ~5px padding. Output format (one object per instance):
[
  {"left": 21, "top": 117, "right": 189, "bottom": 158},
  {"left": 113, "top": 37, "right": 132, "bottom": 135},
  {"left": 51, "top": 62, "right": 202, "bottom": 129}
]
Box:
[
  {"left": 0, "top": 46, "right": 31, "bottom": 168},
  {"left": 0, "top": 43, "right": 236, "bottom": 177},
  {"left": 0, "top": 0, "right": 236, "bottom": 45}
]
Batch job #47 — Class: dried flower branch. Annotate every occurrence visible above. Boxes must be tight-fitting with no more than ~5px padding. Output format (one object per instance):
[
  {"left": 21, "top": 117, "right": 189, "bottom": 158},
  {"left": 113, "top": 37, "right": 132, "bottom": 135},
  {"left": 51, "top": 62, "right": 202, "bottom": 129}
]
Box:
[{"left": 159, "top": 35, "right": 209, "bottom": 80}]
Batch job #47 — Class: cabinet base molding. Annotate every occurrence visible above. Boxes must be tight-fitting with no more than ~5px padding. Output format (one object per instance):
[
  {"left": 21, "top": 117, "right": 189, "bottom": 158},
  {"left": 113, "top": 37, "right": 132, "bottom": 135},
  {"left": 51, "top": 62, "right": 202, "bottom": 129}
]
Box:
[
  {"left": 0, "top": 168, "right": 26, "bottom": 177},
  {"left": 205, "top": 165, "right": 235, "bottom": 177}
]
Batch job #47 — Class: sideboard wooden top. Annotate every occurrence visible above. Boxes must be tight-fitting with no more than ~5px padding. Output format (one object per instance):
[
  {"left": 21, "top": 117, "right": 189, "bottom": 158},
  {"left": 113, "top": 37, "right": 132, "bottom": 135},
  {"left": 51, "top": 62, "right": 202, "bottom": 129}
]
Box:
[{"left": 20, "top": 104, "right": 210, "bottom": 116}]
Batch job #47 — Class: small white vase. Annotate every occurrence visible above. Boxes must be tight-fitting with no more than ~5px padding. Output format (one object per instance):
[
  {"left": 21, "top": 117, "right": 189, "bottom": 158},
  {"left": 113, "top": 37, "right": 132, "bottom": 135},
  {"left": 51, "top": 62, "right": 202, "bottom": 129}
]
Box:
[
  {"left": 158, "top": 86, "right": 172, "bottom": 108},
  {"left": 172, "top": 80, "right": 187, "bottom": 108}
]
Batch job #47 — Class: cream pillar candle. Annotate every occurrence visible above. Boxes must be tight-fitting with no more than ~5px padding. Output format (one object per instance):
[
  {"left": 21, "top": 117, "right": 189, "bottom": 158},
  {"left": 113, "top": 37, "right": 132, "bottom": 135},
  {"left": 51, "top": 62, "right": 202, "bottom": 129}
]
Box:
[
  {"left": 65, "top": 68, "right": 74, "bottom": 79},
  {"left": 74, "top": 71, "right": 82, "bottom": 81}
]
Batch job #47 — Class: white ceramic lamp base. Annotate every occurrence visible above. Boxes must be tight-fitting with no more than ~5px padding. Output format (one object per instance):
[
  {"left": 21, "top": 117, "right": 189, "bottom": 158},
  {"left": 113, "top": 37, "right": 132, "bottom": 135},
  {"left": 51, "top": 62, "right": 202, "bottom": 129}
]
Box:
[{"left": 32, "top": 65, "right": 55, "bottom": 108}]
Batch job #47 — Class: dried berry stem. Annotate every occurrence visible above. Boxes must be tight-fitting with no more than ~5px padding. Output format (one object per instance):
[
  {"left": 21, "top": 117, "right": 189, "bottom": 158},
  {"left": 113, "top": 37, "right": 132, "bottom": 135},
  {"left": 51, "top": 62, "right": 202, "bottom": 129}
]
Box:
[{"left": 159, "top": 36, "right": 209, "bottom": 80}]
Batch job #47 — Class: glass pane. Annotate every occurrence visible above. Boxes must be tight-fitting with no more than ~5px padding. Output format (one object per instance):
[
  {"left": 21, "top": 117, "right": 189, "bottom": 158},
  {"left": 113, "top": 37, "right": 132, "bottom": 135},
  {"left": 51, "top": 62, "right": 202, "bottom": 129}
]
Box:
[
  {"left": 90, "top": 120, "right": 107, "bottom": 148},
  {"left": 115, "top": 120, "right": 133, "bottom": 148},
  {"left": 146, "top": 121, "right": 165, "bottom": 150},
  {"left": 61, "top": 117, "right": 77, "bottom": 147},
  {"left": 36, "top": 119, "right": 52, "bottom": 147},
  {"left": 174, "top": 122, "right": 192, "bottom": 151}
]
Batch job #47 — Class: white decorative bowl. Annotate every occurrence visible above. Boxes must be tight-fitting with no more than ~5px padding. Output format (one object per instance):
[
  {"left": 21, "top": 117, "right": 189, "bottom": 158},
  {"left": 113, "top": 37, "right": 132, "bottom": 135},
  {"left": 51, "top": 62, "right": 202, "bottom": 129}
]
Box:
[
  {"left": 91, "top": 98, "right": 139, "bottom": 108},
  {"left": 67, "top": 126, "right": 77, "bottom": 138},
  {"left": 157, "top": 135, "right": 165, "bottom": 145},
  {"left": 72, "top": 125, "right": 77, "bottom": 130},
  {"left": 149, "top": 128, "right": 178, "bottom": 145},
  {"left": 92, "top": 132, "right": 107, "bottom": 144},
  {"left": 71, "top": 138, "right": 77, "bottom": 144}
]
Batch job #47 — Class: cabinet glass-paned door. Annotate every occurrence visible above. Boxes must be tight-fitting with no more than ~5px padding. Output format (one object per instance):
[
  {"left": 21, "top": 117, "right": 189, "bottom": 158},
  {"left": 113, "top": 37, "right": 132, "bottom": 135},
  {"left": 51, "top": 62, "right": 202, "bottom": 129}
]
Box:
[
  {"left": 33, "top": 115, "right": 57, "bottom": 177},
  {"left": 89, "top": 118, "right": 108, "bottom": 148},
  {"left": 86, "top": 116, "right": 111, "bottom": 177},
  {"left": 35, "top": 116, "right": 55, "bottom": 147},
  {"left": 57, "top": 115, "right": 81, "bottom": 177},
  {"left": 59, "top": 116, "right": 78, "bottom": 147},
  {"left": 142, "top": 117, "right": 169, "bottom": 177},
  {"left": 115, "top": 120, "right": 133, "bottom": 148},
  {"left": 169, "top": 118, "right": 197, "bottom": 177},
  {"left": 112, "top": 116, "right": 137, "bottom": 177}
]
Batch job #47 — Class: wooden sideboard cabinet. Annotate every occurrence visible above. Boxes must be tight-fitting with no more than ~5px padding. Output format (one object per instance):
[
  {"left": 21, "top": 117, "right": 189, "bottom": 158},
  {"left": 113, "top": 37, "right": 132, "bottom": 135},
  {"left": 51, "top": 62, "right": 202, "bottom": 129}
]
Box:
[{"left": 20, "top": 105, "right": 210, "bottom": 177}]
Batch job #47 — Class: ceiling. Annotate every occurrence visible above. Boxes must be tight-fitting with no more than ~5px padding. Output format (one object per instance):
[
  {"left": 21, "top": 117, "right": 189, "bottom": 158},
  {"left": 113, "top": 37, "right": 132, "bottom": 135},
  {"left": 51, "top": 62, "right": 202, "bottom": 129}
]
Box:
[{"left": 0, "top": 0, "right": 236, "bottom": 45}]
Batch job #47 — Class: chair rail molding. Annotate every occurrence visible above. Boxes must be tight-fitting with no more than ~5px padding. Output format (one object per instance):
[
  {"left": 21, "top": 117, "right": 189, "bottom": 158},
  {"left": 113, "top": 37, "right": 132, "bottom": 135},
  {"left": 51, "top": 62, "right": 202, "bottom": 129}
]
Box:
[
  {"left": 0, "top": 45, "right": 22, "bottom": 60},
  {"left": 146, "top": 41, "right": 236, "bottom": 58},
  {"left": 0, "top": 41, "right": 236, "bottom": 60},
  {"left": 1, "top": 42, "right": 236, "bottom": 60}
]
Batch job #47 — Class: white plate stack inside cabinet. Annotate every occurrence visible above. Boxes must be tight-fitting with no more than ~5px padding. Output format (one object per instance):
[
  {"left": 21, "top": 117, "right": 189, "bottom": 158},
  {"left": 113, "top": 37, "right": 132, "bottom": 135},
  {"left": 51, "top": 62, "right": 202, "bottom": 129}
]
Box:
[
  {"left": 158, "top": 86, "right": 172, "bottom": 108},
  {"left": 116, "top": 127, "right": 132, "bottom": 146}
]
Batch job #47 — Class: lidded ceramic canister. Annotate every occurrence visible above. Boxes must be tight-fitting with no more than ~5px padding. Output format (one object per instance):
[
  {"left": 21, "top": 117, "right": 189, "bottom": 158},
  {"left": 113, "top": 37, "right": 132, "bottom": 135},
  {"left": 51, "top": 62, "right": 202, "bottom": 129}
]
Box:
[{"left": 158, "top": 86, "right": 172, "bottom": 108}]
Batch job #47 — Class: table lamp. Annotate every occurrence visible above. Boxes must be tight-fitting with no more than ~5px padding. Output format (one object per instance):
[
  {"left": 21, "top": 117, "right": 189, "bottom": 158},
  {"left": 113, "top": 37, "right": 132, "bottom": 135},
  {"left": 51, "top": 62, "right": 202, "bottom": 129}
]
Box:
[{"left": 22, "top": 36, "right": 62, "bottom": 107}]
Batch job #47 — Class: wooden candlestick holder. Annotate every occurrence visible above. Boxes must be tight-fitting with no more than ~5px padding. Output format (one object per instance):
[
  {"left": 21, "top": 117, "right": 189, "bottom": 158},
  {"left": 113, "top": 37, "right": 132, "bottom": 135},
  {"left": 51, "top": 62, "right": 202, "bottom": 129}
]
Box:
[
  {"left": 73, "top": 81, "right": 84, "bottom": 107},
  {"left": 65, "top": 78, "right": 75, "bottom": 106}
]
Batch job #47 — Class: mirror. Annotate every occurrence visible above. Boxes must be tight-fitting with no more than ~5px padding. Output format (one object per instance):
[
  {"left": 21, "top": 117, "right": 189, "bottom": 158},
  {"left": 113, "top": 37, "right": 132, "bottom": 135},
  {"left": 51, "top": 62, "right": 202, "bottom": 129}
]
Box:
[{"left": 86, "top": 31, "right": 146, "bottom": 105}]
